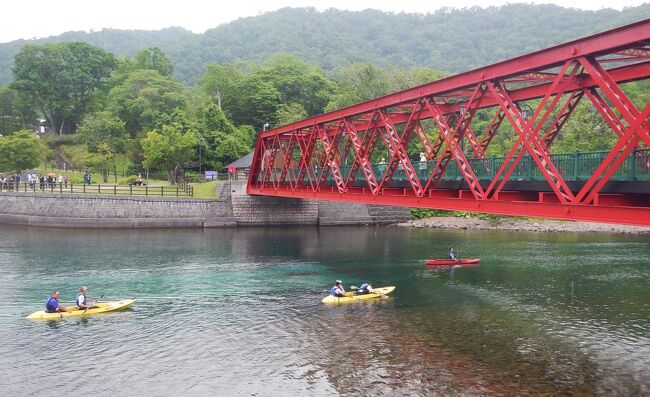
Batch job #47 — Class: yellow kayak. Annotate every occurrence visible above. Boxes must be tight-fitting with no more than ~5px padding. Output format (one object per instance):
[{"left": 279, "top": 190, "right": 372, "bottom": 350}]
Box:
[
  {"left": 26, "top": 299, "right": 136, "bottom": 320},
  {"left": 322, "top": 286, "right": 395, "bottom": 304}
]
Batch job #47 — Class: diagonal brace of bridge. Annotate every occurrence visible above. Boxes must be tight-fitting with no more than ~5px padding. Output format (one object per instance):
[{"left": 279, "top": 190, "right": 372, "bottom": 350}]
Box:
[{"left": 247, "top": 19, "right": 650, "bottom": 227}]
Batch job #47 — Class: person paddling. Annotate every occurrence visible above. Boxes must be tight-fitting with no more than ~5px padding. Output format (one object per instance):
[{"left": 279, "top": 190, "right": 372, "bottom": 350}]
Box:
[
  {"left": 448, "top": 247, "right": 457, "bottom": 260},
  {"left": 358, "top": 282, "right": 374, "bottom": 294},
  {"left": 45, "top": 291, "right": 70, "bottom": 313},
  {"left": 76, "top": 286, "right": 97, "bottom": 310},
  {"left": 329, "top": 280, "right": 346, "bottom": 297}
]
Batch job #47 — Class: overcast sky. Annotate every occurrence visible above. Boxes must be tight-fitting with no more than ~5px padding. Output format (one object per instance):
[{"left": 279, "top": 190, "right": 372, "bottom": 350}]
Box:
[{"left": 2, "top": 0, "right": 646, "bottom": 43}]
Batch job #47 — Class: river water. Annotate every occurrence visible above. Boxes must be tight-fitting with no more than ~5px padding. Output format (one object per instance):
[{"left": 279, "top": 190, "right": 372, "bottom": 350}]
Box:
[{"left": 0, "top": 225, "right": 648, "bottom": 396}]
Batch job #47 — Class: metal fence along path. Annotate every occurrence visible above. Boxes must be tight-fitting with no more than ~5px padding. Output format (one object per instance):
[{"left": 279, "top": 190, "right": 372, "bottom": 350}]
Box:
[{"left": 0, "top": 183, "right": 194, "bottom": 197}]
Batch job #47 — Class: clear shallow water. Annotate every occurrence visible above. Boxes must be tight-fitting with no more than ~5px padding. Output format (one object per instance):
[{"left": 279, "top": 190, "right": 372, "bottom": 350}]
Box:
[{"left": 0, "top": 225, "right": 648, "bottom": 396}]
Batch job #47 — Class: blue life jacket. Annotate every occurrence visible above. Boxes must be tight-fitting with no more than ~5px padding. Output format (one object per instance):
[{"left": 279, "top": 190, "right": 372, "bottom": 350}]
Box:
[
  {"left": 330, "top": 286, "right": 344, "bottom": 297},
  {"left": 77, "top": 293, "right": 87, "bottom": 308},
  {"left": 359, "top": 283, "right": 370, "bottom": 293},
  {"left": 45, "top": 297, "right": 58, "bottom": 313},
  {"left": 448, "top": 252, "right": 456, "bottom": 260}
]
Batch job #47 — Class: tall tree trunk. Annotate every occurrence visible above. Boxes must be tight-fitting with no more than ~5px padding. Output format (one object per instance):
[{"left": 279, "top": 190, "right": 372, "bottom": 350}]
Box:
[
  {"left": 58, "top": 116, "right": 65, "bottom": 136},
  {"left": 47, "top": 111, "right": 57, "bottom": 135},
  {"left": 113, "top": 164, "right": 118, "bottom": 183}
]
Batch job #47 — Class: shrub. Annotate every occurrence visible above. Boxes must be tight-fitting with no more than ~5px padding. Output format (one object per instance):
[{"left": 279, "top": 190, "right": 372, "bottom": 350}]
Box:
[{"left": 410, "top": 208, "right": 452, "bottom": 219}]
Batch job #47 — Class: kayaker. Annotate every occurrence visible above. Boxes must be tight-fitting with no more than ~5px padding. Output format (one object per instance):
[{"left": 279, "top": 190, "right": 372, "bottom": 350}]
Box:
[
  {"left": 448, "top": 247, "right": 457, "bottom": 260},
  {"left": 76, "top": 286, "right": 96, "bottom": 310},
  {"left": 329, "top": 280, "right": 346, "bottom": 297},
  {"left": 45, "top": 291, "right": 69, "bottom": 313},
  {"left": 358, "top": 282, "right": 374, "bottom": 294}
]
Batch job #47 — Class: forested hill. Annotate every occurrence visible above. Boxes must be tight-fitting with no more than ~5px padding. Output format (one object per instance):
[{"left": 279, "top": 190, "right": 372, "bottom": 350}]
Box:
[{"left": 1, "top": 4, "right": 649, "bottom": 84}]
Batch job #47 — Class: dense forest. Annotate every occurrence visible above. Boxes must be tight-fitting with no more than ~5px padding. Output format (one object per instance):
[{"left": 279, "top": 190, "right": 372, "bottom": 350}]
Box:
[
  {"left": 1, "top": 4, "right": 650, "bottom": 84},
  {"left": 0, "top": 5, "right": 648, "bottom": 184}
]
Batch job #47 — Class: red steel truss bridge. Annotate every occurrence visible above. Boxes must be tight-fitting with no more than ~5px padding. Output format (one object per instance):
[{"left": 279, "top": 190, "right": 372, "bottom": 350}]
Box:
[{"left": 247, "top": 20, "right": 650, "bottom": 227}]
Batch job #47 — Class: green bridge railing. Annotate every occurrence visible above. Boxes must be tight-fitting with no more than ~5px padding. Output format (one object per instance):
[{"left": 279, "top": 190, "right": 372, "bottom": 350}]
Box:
[{"left": 265, "top": 148, "right": 650, "bottom": 185}]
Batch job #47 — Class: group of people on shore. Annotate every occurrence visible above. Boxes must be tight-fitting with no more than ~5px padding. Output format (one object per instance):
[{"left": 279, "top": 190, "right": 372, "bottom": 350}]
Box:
[
  {"left": 0, "top": 172, "right": 72, "bottom": 191},
  {"left": 0, "top": 173, "right": 22, "bottom": 190},
  {"left": 45, "top": 287, "right": 98, "bottom": 313}
]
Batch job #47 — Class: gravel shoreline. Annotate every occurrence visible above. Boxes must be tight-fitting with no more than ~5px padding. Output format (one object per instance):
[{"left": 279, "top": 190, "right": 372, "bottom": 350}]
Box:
[{"left": 397, "top": 216, "right": 650, "bottom": 234}]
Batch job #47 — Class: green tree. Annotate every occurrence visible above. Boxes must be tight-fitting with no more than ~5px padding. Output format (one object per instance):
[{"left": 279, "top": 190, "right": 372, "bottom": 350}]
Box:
[
  {"left": 213, "top": 134, "right": 250, "bottom": 169},
  {"left": 0, "top": 130, "right": 46, "bottom": 172},
  {"left": 199, "top": 63, "right": 245, "bottom": 110},
  {"left": 127, "top": 131, "right": 146, "bottom": 171},
  {"left": 552, "top": 103, "right": 616, "bottom": 153},
  {"left": 195, "top": 103, "right": 250, "bottom": 170},
  {"left": 141, "top": 124, "right": 198, "bottom": 183},
  {"left": 134, "top": 47, "right": 174, "bottom": 77},
  {"left": 97, "top": 142, "right": 118, "bottom": 183},
  {"left": 0, "top": 85, "right": 35, "bottom": 135},
  {"left": 12, "top": 42, "right": 116, "bottom": 134},
  {"left": 107, "top": 69, "right": 186, "bottom": 135},
  {"left": 84, "top": 142, "right": 118, "bottom": 183},
  {"left": 388, "top": 68, "right": 446, "bottom": 90},
  {"left": 259, "top": 54, "right": 335, "bottom": 116},
  {"left": 230, "top": 74, "right": 280, "bottom": 129},
  {"left": 275, "top": 103, "right": 307, "bottom": 125},
  {"left": 326, "top": 63, "right": 390, "bottom": 111},
  {"left": 76, "top": 111, "right": 127, "bottom": 152}
]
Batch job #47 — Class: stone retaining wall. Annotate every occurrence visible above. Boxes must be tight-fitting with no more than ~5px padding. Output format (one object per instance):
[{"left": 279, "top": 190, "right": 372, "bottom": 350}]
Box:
[
  {"left": 0, "top": 193, "right": 235, "bottom": 228},
  {"left": 0, "top": 182, "right": 412, "bottom": 228}
]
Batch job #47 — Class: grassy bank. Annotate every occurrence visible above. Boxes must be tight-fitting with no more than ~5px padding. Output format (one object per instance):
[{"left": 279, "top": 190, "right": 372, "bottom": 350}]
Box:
[{"left": 190, "top": 181, "right": 218, "bottom": 199}]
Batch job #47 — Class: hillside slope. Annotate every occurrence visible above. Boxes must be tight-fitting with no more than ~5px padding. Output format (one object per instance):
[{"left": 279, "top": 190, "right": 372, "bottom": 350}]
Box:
[{"left": 1, "top": 4, "right": 649, "bottom": 84}]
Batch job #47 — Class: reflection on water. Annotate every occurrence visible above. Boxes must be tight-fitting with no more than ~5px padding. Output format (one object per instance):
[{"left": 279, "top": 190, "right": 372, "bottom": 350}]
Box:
[{"left": 0, "top": 225, "right": 648, "bottom": 396}]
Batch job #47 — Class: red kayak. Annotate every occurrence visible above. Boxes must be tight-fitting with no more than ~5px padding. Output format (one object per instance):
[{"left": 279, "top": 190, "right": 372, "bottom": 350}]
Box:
[{"left": 425, "top": 258, "right": 481, "bottom": 266}]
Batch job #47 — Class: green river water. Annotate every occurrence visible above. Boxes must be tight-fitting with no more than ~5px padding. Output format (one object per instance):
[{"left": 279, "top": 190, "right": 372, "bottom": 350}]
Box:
[{"left": 0, "top": 224, "right": 648, "bottom": 396}]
